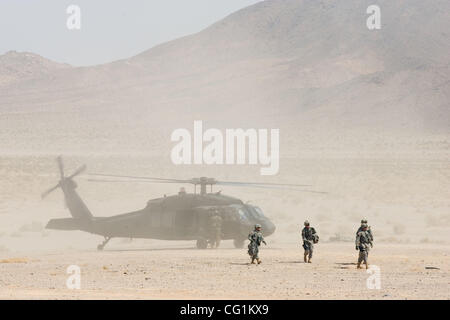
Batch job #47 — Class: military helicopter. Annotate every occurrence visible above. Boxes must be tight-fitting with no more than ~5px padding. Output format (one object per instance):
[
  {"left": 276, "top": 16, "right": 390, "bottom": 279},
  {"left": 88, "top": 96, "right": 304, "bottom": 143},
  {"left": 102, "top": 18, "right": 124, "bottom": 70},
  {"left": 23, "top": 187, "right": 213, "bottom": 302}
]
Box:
[{"left": 42, "top": 157, "right": 325, "bottom": 250}]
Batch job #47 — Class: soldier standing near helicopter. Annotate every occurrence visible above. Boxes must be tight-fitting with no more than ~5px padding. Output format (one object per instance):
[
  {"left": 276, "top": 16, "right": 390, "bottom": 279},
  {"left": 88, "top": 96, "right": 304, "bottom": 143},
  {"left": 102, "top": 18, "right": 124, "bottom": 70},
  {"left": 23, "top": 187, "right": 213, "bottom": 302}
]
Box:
[
  {"left": 208, "top": 211, "right": 223, "bottom": 248},
  {"left": 355, "top": 223, "right": 373, "bottom": 269},
  {"left": 301, "top": 220, "right": 318, "bottom": 263},
  {"left": 248, "top": 224, "right": 266, "bottom": 264}
]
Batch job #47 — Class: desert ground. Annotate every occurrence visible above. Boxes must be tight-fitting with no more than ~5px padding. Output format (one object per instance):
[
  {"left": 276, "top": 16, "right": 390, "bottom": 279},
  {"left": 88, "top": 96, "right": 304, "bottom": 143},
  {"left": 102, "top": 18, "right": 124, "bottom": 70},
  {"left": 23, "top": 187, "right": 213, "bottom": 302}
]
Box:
[
  {"left": 0, "top": 154, "right": 449, "bottom": 299},
  {"left": 0, "top": 242, "right": 448, "bottom": 300}
]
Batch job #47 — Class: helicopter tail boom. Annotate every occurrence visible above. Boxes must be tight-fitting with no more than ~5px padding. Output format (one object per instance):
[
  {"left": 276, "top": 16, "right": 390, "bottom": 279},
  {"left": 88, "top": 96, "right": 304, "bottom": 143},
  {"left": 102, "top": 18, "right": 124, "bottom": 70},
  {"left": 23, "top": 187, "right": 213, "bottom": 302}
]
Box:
[{"left": 46, "top": 217, "right": 91, "bottom": 231}]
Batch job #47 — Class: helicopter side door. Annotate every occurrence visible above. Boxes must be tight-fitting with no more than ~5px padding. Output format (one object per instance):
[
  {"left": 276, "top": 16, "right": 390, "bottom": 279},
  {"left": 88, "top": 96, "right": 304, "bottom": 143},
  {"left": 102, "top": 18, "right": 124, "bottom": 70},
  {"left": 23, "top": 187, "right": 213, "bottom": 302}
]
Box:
[
  {"left": 161, "top": 205, "right": 175, "bottom": 229},
  {"left": 174, "top": 209, "right": 196, "bottom": 238},
  {"left": 145, "top": 199, "right": 176, "bottom": 239},
  {"left": 160, "top": 195, "right": 194, "bottom": 239},
  {"left": 147, "top": 201, "right": 162, "bottom": 228}
]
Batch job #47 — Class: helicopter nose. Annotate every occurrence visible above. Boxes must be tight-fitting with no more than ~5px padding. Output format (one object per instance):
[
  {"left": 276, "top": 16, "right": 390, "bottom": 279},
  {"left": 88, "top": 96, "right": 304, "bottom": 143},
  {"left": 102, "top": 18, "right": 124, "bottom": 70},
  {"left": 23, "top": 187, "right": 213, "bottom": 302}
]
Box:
[{"left": 263, "top": 220, "right": 276, "bottom": 236}]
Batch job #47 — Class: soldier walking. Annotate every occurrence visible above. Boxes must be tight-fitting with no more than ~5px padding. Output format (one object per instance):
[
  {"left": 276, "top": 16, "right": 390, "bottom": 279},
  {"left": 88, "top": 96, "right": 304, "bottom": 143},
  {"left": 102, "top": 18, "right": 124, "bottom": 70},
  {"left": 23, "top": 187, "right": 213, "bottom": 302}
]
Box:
[
  {"left": 301, "top": 220, "right": 318, "bottom": 263},
  {"left": 356, "top": 219, "right": 374, "bottom": 242},
  {"left": 248, "top": 224, "right": 267, "bottom": 264},
  {"left": 355, "top": 223, "right": 373, "bottom": 269}
]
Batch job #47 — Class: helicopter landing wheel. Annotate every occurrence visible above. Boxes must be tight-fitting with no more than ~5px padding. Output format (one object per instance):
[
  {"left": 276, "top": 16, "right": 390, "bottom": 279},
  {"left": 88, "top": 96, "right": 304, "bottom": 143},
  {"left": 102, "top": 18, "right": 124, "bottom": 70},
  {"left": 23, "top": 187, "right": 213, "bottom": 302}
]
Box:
[
  {"left": 97, "top": 237, "right": 111, "bottom": 251},
  {"left": 233, "top": 239, "right": 245, "bottom": 249},
  {"left": 196, "top": 238, "right": 208, "bottom": 249}
]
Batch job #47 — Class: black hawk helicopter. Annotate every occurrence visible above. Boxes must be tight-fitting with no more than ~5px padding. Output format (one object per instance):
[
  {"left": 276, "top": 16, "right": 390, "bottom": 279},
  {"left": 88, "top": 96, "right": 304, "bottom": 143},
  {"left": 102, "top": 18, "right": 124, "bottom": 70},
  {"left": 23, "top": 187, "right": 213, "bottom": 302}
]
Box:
[{"left": 42, "top": 157, "right": 325, "bottom": 250}]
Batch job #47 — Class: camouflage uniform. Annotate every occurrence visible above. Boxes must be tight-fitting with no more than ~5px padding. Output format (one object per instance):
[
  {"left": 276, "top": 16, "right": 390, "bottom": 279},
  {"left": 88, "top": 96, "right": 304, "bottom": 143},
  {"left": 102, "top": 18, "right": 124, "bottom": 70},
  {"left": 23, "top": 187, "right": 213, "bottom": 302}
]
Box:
[
  {"left": 355, "top": 226, "right": 373, "bottom": 269},
  {"left": 248, "top": 225, "right": 266, "bottom": 264},
  {"left": 208, "top": 215, "right": 223, "bottom": 248},
  {"left": 356, "top": 220, "right": 373, "bottom": 242},
  {"left": 302, "top": 225, "right": 317, "bottom": 262}
]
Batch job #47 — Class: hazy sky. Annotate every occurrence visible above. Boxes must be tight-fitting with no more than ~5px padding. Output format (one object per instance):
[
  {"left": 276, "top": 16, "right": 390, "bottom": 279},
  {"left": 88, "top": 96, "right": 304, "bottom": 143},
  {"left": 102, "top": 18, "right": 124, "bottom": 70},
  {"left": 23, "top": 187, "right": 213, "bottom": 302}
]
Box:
[{"left": 0, "top": 0, "right": 262, "bottom": 66}]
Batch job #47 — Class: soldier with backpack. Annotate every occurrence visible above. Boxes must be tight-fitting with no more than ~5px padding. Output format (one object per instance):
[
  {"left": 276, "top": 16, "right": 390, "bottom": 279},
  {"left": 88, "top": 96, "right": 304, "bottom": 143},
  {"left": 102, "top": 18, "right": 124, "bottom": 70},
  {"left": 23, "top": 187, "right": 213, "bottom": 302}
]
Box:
[{"left": 301, "top": 220, "right": 319, "bottom": 263}]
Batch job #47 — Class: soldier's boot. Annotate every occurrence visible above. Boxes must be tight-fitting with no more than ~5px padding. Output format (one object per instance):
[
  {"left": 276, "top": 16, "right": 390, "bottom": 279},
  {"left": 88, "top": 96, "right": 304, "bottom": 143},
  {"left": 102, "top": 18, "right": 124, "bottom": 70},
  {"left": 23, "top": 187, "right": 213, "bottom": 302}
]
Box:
[
  {"left": 257, "top": 258, "right": 262, "bottom": 264},
  {"left": 365, "top": 262, "right": 369, "bottom": 269},
  {"left": 304, "top": 252, "right": 308, "bottom": 263},
  {"left": 308, "top": 257, "right": 312, "bottom": 263},
  {"left": 357, "top": 262, "right": 362, "bottom": 269},
  {"left": 251, "top": 258, "right": 256, "bottom": 264}
]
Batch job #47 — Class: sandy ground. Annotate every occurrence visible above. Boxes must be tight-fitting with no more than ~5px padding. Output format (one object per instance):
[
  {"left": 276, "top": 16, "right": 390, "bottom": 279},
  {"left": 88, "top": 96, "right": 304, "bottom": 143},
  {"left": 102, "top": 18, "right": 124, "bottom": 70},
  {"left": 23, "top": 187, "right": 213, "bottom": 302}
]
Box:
[
  {"left": 0, "top": 154, "right": 449, "bottom": 299},
  {"left": 0, "top": 242, "right": 448, "bottom": 300}
]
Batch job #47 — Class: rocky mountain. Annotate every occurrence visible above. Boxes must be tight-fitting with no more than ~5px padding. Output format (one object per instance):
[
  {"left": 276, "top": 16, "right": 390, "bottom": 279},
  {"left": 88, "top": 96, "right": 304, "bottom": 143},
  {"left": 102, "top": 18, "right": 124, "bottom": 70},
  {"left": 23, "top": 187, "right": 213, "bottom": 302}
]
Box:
[
  {"left": 0, "top": 51, "right": 70, "bottom": 86},
  {"left": 0, "top": 0, "right": 448, "bottom": 155}
]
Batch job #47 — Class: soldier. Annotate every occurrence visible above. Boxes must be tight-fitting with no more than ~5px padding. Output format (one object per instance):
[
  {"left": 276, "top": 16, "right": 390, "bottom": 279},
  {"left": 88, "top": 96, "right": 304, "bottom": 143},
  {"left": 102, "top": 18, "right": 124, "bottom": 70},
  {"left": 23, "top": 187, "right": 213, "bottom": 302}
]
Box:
[
  {"left": 355, "top": 223, "right": 373, "bottom": 269},
  {"left": 301, "top": 220, "right": 318, "bottom": 263},
  {"left": 178, "top": 187, "right": 187, "bottom": 196},
  {"left": 248, "top": 224, "right": 267, "bottom": 264},
  {"left": 208, "top": 212, "right": 223, "bottom": 248},
  {"left": 356, "top": 219, "right": 374, "bottom": 242}
]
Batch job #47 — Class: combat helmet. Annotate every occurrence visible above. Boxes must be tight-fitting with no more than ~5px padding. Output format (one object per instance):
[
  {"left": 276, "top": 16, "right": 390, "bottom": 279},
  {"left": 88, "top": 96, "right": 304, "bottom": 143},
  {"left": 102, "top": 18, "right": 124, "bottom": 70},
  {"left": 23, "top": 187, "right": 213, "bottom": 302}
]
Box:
[
  {"left": 304, "top": 220, "right": 310, "bottom": 226},
  {"left": 361, "top": 219, "right": 368, "bottom": 224},
  {"left": 255, "top": 224, "right": 261, "bottom": 230}
]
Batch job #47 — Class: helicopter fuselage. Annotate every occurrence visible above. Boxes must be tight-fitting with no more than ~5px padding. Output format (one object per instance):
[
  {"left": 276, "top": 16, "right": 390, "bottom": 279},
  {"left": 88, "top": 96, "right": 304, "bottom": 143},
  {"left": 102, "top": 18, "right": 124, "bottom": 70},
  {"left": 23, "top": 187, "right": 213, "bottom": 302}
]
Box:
[
  {"left": 46, "top": 186, "right": 276, "bottom": 247},
  {"left": 43, "top": 158, "right": 277, "bottom": 250}
]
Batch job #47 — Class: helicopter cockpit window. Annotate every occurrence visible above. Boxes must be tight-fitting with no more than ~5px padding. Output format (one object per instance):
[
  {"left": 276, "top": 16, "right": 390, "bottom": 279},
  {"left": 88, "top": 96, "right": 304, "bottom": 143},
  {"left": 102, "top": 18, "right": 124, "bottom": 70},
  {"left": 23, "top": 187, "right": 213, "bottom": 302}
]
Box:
[
  {"left": 253, "top": 206, "right": 265, "bottom": 217},
  {"left": 245, "top": 205, "right": 264, "bottom": 219},
  {"left": 238, "top": 208, "right": 248, "bottom": 220},
  {"left": 229, "top": 204, "right": 250, "bottom": 221},
  {"left": 239, "top": 206, "right": 259, "bottom": 220}
]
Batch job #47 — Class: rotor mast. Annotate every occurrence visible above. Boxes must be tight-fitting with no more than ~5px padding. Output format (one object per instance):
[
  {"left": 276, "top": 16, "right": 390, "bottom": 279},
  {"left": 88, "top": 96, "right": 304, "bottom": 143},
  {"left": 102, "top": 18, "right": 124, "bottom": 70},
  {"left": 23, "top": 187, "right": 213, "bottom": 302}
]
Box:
[{"left": 194, "top": 177, "right": 217, "bottom": 195}]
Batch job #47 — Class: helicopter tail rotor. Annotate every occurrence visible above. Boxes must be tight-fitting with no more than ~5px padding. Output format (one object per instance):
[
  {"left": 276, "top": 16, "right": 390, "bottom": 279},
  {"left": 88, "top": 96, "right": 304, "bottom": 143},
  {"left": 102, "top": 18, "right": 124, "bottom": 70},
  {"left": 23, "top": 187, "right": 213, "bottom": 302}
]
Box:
[{"left": 41, "top": 156, "right": 87, "bottom": 199}]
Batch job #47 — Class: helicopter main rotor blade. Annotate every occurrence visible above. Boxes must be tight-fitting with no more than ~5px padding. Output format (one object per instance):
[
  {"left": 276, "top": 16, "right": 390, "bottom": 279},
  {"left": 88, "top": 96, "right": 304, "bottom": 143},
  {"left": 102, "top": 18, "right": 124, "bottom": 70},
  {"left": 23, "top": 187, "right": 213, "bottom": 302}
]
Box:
[
  {"left": 89, "top": 173, "right": 189, "bottom": 183},
  {"left": 90, "top": 173, "right": 311, "bottom": 187},
  {"left": 68, "top": 164, "right": 87, "bottom": 180},
  {"left": 88, "top": 173, "right": 324, "bottom": 193},
  {"left": 87, "top": 179, "right": 326, "bottom": 193},
  {"left": 87, "top": 178, "right": 180, "bottom": 184},
  {"left": 216, "top": 181, "right": 311, "bottom": 188},
  {"left": 216, "top": 183, "right": 327, "bottom": 194}
]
